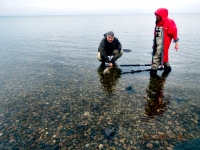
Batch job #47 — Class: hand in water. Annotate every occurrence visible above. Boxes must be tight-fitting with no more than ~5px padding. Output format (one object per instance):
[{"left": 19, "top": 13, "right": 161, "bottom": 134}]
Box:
[{"left": 109, "top": 62, "right": 113, "bottom": 67}]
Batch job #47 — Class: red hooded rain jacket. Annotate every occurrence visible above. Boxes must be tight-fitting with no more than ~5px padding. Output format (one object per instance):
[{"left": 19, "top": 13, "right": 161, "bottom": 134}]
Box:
[{"left": 154, "top": 8, "right": 179, "bottom": 62}]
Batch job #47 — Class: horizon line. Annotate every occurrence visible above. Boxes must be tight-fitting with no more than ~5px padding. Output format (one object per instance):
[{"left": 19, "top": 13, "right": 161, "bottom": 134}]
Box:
[{"left": 0, "top": 12, "right": 199, "bottom": 17}]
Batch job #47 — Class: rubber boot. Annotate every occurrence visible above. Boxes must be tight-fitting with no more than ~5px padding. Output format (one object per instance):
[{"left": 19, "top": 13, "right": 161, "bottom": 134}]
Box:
[
  {"left": 163, "top": 66, "right": 172, "bottom": 74},
  {"left": 150, "top": 69, "right": 157, "bottom": 76}
]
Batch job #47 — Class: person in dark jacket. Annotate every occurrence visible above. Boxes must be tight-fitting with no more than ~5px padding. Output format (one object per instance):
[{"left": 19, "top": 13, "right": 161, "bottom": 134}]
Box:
[
  {"left": 150, "top": 8, "right": 179, "bottom": 76},
  {"left": 97, "top": 31, "right": 123, "bottom": 67}
]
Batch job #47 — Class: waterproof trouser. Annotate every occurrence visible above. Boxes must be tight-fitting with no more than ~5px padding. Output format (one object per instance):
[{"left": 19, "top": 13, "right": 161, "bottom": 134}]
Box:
[
  {"left": 151, "top": 27, "right": 170, "bottom": 70},
  {"left": 152, "top": 50, "right": 170, "bottom": 69}
]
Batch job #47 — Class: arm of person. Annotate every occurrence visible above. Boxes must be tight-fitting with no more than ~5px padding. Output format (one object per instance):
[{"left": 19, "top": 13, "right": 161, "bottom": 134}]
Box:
[
  {"left": 116, "top": 38, "right": 122, "bottom": 52},
  {"left": 174, "top": 41, "right": 178, "bottom": 51},
  {"left": 167, "top": 19, "right": 179, "bottom": 51},
  {"left": 99, "top": 39, "right": 110, "bottom": 63}
]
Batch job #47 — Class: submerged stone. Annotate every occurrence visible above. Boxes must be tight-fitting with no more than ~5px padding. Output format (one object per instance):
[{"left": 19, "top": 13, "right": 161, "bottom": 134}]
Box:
[
  {"left": 92, "top": 103, "right": 99, "bottom": 111},
  {"left": 66, "top": 129, "right": 74, "bottom": 136},
  {"left": 126, "top": 86, "right": 132, "bottom": 90},
  {"left": 174, "top": 138, "right": 200, "bottom": 150},
  {"left": 104, "top": 128, "right": 116, "bottom": 139},
  {"left": 0, "top": 125, "right": 5, "bottom": 131}
]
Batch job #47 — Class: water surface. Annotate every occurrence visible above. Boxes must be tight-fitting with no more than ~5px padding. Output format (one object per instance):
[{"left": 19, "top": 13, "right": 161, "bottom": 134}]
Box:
[{"left": 0, "top": 14, "right": 200, "bottom": 149}]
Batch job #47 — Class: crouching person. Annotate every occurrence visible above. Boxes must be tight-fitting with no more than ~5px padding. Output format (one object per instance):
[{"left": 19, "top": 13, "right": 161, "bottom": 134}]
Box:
[{"left": 97, "top": 31, "right": 123, "bottom": 67}]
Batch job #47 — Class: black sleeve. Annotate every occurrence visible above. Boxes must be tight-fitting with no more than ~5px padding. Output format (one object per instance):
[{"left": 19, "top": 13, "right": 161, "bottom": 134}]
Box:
[
  {"left": 116, "top": 38, "right": 122, "bottom": 51},
  {"left": 98, "top": 39, "right": 110, "bottom": 63}
]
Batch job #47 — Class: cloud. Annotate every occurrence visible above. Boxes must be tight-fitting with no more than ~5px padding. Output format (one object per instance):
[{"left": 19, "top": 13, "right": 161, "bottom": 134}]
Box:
[{"left": 0, "top": 0, "right": 200, "bottom": 16}]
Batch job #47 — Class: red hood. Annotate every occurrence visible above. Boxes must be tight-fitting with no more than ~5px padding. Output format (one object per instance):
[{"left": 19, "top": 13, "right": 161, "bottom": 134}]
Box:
[{"left": 155, "top": 8, "right": 168, "bottom": 20}]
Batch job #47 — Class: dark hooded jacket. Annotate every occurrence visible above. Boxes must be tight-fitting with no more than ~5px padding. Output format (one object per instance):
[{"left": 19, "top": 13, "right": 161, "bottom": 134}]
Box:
[
  {"left": 154, "top": 8, "right": 179, "bottom": 62},
  {"left": 98, "top": 33, "right": 122, "bottom": 63}
]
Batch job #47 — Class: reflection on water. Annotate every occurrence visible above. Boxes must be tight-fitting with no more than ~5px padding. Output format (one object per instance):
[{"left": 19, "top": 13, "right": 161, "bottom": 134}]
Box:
[
  {"left": 97, "top": 65, "right": 121, "bottom": 94},
  {"left": 144, "top": 73, "right": 170, "bottom": 117}
]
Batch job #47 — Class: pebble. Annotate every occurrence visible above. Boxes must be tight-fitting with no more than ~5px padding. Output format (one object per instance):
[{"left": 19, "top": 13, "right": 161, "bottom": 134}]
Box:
[
  {"left": 52, "top": 140, "right": 56, "bottom": 144},
  {"left": 85, "top": 144, "right": 90, "bottom": 148},
  {"left": 99, "top": 144, "right": 103, "bottom": 149},
  {"left": 119, "top": 139, "right": 125, "bottom": 143},
  {"left": 0, "top": 64, "right": 199, "bottom": 149},
  {"left": 126, "top": 86, "right": 132, "bottom": 90},
  {"left": 147, "top": 142, "right": 153, "bottom": 149}
]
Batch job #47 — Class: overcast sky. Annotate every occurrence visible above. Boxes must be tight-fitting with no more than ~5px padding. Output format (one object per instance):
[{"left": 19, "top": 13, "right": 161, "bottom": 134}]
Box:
[{"left": 0, "top": 0, "right": 200, "bottom": 16}]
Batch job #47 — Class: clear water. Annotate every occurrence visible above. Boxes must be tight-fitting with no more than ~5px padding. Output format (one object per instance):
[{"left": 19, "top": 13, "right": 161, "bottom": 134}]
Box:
[{"left": 0, "top": 14, "right": 200, "bottom": 149}]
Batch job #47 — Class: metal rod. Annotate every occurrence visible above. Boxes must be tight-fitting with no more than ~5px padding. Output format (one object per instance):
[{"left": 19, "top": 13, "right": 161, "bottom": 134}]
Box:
[
  {"left": 120, "top": 64, "right": 151, "bottom": 67},
  {"left": 120, "top": 67, "right": 164, "bottom": 75}
]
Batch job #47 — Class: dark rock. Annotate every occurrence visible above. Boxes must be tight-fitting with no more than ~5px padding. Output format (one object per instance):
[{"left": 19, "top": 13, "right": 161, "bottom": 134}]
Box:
[
  {"left": 90, "top": 128, "right": 97, "bottom": 136},
  {"left": 66, "top": 129, "right": 74, "bottom": 136},
  {"left": 104, "top": 128, "right": 116, "bottom": 139},
  {"left": 65, "top": 119, "right": 70, "bottom": 124},
  {"left": 65, "top": 140, "right": 73, "bottom": 147},
  {"left": 92, "top": 103, "right": 99, "bottom": 111},
  {"left": 38, "top": 142, "right": 47, "bottom": 149},
  {"left": 174, "top": 138, "right": 200, "bottom": 150},
  {"left": 12, "top": 147, "right": 20, "bottom": 150},
  {"left": 126, "top": 86, "right": 132, "bottom": 90},
  {"left": 54, "top": 144, "right": 61, "bottom": 150},
  {"left": 122, "top": 49, "right": 131, "bottom": 52},
  {"left": 76, "top": 123, "right": 84, "bottom": 130},
  {"left": 0, "top": 125, "right": 5, "bottom": 131}
]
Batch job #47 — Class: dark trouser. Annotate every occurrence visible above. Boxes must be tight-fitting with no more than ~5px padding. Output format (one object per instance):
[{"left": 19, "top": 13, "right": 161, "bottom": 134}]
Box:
[{"left": 97, "top": 50, "right": 123, "bottom": 63}]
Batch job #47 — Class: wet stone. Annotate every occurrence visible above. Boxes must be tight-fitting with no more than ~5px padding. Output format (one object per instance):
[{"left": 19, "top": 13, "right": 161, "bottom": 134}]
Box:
[
  {"left": 147, "top": 142, "right": 153, "bottom": 149},
  {"left": 99, "top": 144, "right": 104, "bottom": 149},
  {"left": 198, "top": 120, "right": 200, "bottom": 126},
  {"left": 90, "top": 128, "right": 97, "bottom": 137},
  {"left": 122, "top": 49, "right": 132, "bottom": 52},
  {"left": 126, "top": 86, "right": 132, "bottom": 90},
  {"left": 54, "top": 144, "right": 61, "bottom": 150},
  {"left": 174, "top": 138, "right": 200, "bottom": 150},
  {"left": 11, "top": 147, "right": 19, "bottom": 150},
  {"left": 66, "top": 129, "right": 74, "bottom": 136},
  {"left": 38, "top": 142, "right": 47, "bottom": 149},
  {"left": 92, "top": 103, "right": 99, "bottom": 111},
  {"left": 153, "top": 141, "right": 160, "bottom": 148},
  {"left": 85, "top": 144, "right": 90, "bottom": 148},
  {"left": 76, "top": 123, "right": 85, "bottom": 131},
  {"left": 0, "top": 125, "right": 5, "bottom": 131},
  {"left": 187, "top": 125, "right": 196, "bottom": 131},
  {"left": 72, "top": 139, "right": 79, "bottom": 144},
  {"left": 65, "top": 140, "right": 73, "bottom": 147},
  {"left": 104, "top": 128, "right": 116, "bottom": 139}
]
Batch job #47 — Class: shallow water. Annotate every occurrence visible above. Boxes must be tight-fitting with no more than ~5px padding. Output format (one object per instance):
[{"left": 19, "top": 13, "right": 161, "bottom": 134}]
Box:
[{"left": 0, "top": 14, "right": 200, "bottom": 149}]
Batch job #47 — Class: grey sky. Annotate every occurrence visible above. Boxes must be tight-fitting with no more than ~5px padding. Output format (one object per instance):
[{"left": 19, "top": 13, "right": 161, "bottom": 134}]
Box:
[{"left": 0, "top": 0, "right": 200, "bottom": 16}]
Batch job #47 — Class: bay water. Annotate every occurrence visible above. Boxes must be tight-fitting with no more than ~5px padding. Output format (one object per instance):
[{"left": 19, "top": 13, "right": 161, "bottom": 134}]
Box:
[{"left": 0, "top": 14, "right": 200, "bottom": 149}]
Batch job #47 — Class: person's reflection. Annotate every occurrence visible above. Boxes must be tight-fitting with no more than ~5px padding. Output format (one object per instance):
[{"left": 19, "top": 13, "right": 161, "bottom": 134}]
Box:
[
  {"left": 144, "top": 73, "right": 170, "bottom": 117},
  {"left": 97, "top": 65, "right": 121, "bottom": 94}
]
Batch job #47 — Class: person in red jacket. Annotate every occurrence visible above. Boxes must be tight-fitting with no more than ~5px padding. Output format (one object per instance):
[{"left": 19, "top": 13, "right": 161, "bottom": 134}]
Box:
[{"left": 150, "top": 8, "right": 179, "bottom": 76}]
